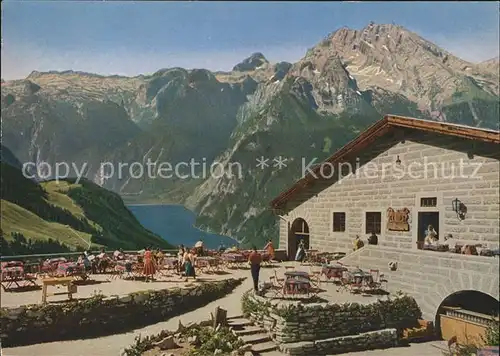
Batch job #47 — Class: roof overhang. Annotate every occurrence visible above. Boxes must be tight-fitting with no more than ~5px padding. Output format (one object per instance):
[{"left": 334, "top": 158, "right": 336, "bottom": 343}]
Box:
[{"left": 270, "top": 115, "right": 500, "bottom": 210}]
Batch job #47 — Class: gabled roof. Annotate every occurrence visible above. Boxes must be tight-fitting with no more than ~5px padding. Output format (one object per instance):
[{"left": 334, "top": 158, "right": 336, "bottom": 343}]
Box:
[{"left": 270, "top": 114, "right": 500, "bottom": 209}]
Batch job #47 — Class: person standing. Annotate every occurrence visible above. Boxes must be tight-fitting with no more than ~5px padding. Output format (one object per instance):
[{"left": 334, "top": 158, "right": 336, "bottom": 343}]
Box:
[
  {"left": 248, "top": 246, "right": 262, "bottom": 292},
  {"left": 143, "top": 247, "right": 156, "bottom": 282},
  {"left": 264, "top": 239, "right": 275, "bottom": 260},
  {"left": 183, "top": 248, "right": 197, "bottom": 282},
  {"left": 295, "top": 240, "right": 306, "bottom": 263},
  {"left": 177, "top": 245, "right": 185, "bottom": 274}
]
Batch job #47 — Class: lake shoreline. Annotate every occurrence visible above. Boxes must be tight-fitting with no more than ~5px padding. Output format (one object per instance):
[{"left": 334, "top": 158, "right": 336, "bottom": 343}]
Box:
[{"left": 128, "top": 204, "right": 239, "bottom": 249}]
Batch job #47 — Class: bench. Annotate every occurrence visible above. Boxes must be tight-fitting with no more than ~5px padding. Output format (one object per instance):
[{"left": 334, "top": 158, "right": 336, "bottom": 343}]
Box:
[{"left": 41, "top": 277, "right": 76, "bottom": 303}]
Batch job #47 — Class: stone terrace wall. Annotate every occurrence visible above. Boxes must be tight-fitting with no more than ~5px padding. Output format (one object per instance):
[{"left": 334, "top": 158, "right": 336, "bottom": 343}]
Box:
[
  {"left": 279, "top": 328, "right": 398, "bottom": 356},
  {"left": 339, "top": 246, "right": 500, "bottom": 321},
  {"left": 242, "top": 291, "right": 421, "bottom": 355},
  {"left": 0, "top": 278, "right": 244, "bottom": 347}
]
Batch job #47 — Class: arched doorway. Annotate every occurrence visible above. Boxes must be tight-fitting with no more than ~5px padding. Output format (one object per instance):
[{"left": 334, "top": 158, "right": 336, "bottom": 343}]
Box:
[
  {"left": 288, "top": 218, "right": 310, "bottom": 260},
  {"left": 435, "top": 290, "right": 499, "bottom": 343}
]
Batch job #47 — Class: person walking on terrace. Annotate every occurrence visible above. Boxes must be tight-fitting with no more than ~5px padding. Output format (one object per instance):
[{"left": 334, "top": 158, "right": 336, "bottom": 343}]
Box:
[{"left": 248, "top": 246, "right": 262, "bottom": 293}]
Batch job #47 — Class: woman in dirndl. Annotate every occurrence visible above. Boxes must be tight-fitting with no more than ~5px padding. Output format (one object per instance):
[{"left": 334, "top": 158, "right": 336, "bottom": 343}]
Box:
[{"left": 143, "top": 247, "right": 156, "bottom": 282}]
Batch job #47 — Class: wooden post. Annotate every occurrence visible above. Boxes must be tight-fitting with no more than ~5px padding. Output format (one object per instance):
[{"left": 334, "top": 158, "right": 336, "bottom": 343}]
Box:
[{"left": 212, "top": 306, "right": 227, "bottom": 328}]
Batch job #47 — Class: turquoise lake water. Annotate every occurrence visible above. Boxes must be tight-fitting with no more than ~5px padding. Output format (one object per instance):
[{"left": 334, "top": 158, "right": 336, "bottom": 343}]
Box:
[{"left": 128, "top": 204, "right": 238, "bottom": 249}]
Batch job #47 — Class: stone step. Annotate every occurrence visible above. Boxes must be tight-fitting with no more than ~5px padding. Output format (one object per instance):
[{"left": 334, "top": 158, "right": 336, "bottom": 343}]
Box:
[
  {"left": 228, "top": 318, "right": 252, "bottom": 327},
  {"left": 251, "top": 341, "right": 278, "bottom": 354},
  {"left": 257, "top": 351, "right": 284, "bottom": 356},
  {"left": 234, "top": 326, "right": 264, "bottom": 336},
  {"left": 227, "top": 314, "right": 245, "bottom": 320},
  {"left": 241, "top": 333, "right": 271, "bottom": 344}
]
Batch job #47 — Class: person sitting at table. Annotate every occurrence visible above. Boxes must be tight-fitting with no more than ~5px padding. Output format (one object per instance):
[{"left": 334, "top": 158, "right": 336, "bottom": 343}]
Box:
[
  {"left": 295, "top": 240, "right": 306, "bottom": 263},
  {"left": 248, "top": 246, "right": 262, "bottom": 293},
  {"left": 77, "top": 253, "right": 92, "bottom": 273},
  {"left": 367, "top": 232, "right": 378, "bottom": 246},
  {"left": 183, "top": 248, "right": 197, "bottom": 281},
  {"left": 143, "top": 247, "right": 156, "bottom": 282},
  {"left": 96, "top": 248, "right": 110, "bottom": 273},
  {"left": 352, "top": 235, "right": 364, "bottom": 251},
  {"left": 442, "top": 234, "right": 458, "bottom": 251},
  {"left": 113, "top": 248, "right": 124, "bottom": 260},
  {"left": 264, "top": 239, "right": 275, "bottom": 260}
]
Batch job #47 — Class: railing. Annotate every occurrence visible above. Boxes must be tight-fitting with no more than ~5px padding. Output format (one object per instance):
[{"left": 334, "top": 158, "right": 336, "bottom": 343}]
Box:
[{"left": 0, "top": 249, "right": 179, "bottom": 262}]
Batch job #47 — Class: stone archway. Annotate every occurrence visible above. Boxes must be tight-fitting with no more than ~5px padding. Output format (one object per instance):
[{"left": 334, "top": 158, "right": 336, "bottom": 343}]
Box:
[
  {"left": 288, "top": 218, "right": 309, "bottom": 260},
  {"left": 435, "top": 290, "right": 499, "bottom": 341}
]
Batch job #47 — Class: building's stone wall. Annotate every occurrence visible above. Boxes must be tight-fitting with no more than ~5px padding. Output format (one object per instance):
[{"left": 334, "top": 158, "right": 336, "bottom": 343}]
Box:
[
  {"left": 0, "top": 278, "right": 244, "bottom": 347},
  {"left": 278, "top": 132, "right": 499, "bottom": 253},
  {"left": 279, "top": 329, "right": 398, "bottom": 356},
  {"left": 242, "top": 291, "right": 421, "bottom": 355},
  {"left": 339, "top": 245, "right": 500, "bottom": 321}
]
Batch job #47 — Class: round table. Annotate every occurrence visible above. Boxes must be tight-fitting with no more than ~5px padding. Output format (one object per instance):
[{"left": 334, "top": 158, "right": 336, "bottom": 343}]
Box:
[
  {"left": 321, "top": 264, "right": 347, "bottom": 280},
  {"left": 285, "top": 271, "right": 310, "bottom": 280}
]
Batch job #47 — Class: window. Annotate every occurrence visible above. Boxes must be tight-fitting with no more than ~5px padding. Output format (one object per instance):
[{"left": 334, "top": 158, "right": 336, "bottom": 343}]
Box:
[
  {"left": 332, "top": 212, "right": 346, "bottom": 232},
  {"left": 365, "top": 212, "right": 381, "bottom": 234},
  {"left": 421, "top": 197, "right": 437, "bottom": 207}
]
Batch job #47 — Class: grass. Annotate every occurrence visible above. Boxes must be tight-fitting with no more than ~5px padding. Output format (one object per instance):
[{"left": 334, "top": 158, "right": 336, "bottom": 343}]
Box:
[
  {"left": 1, "top": 161, "right": 173, "bottom": 251},
  {"left": 1, "top": 199, "right": 92, "bottom": 248}
]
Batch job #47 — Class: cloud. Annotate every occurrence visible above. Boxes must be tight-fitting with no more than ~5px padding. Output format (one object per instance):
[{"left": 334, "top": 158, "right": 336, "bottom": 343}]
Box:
[{"left": 1, "top": 42, "right": 308, "bottom": 80}]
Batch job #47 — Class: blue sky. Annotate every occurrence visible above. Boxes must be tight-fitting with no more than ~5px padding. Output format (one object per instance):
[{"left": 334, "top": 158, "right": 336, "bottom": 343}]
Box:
[{"left": 2, "top": 1, "right": 499, "bottom": 79}]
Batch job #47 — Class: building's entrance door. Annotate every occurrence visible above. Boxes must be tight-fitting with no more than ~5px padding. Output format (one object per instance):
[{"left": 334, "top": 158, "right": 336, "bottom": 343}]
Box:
[
  {"left": 417, "top": 212, "right": 439, "bottom": 249},
  {"left": 288, "top": 218, "right": 309, "bottom": 260}
]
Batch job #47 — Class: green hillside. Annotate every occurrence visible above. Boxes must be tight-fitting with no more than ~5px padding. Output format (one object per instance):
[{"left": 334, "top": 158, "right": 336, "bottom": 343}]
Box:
[{"left": 1, "top": 160, "right": 173, "bottom": 255}]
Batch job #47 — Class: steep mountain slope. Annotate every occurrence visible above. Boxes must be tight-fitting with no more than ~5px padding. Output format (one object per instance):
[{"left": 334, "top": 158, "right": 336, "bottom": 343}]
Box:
[
  {"left": 1, "top": 22, "right": 498, "bottom": 247},
  {"left": 0, "top": 146, "right": 172, "bottom": 253}
]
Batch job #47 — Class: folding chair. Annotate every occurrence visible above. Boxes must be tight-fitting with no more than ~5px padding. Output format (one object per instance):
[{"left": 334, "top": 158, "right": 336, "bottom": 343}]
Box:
[{"left": 308, "top": 266, "right": 322, "bottom": 287}]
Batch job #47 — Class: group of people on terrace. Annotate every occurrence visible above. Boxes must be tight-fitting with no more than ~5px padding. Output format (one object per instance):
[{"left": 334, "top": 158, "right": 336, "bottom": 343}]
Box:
[{"left": 422, "top": 225, "right": 499, "bottom": 256}]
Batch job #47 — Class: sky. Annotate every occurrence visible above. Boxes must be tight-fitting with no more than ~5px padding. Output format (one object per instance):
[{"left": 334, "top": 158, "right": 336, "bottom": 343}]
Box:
[{"left": 2, "top": 1, "right": 499, "bottom": 80}]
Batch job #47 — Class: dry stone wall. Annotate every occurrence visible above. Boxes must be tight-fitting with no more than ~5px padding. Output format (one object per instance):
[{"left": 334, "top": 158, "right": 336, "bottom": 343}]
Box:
[
  {"left": 241, "top": 291, "right": 421, "bottom": 355},
  {"left": 0, "top": 278, "right": 244, "bottom": 347}
]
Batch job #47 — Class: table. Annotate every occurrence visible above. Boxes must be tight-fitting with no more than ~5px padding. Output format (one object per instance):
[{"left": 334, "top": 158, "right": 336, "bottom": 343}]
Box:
[
  {"left": 222, "top": 253, "right": 246, "bottom": 268},
  {"left": 41, "top": 277, "right": 76, "bottom": 303},
  {"left": 1, "top": 265, "right": 37, "bottom": 291},
  {"left": 321, "top": 264, "right": 348, "bottom": 281},
  {"left": 56, "top": 262, "right": 87, "bottom": 280},
  {"left": 284, "top": 271, "right": 310, "bottom": 280},
  {"left": 283, "top": 277, "right": 312, "bottom": 296},
  {"left": 351, "top": 270, "right": 374, "bottom": 291},
  {"left": 196, "top": 256, "right": 219, "bottom": 273}
]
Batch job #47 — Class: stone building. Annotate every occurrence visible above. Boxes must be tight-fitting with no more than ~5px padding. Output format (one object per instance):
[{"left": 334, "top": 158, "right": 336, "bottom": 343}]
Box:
[{"left": 271, "top": 115, "right": 500, "bottom": 259}]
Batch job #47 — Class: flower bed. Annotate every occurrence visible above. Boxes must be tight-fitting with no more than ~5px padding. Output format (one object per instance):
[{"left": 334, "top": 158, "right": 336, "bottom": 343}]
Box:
[
  {"left": 123, "top": 320, "right": 248, "bottom": 356},
  {"left": 0, "top": 278, "right": 244, "bottom": 347}
]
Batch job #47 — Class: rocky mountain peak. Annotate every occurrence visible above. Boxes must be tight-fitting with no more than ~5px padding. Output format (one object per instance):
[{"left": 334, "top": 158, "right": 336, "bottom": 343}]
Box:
[{"left": 232, "top": 52, "right": 269, "bottom": 72}]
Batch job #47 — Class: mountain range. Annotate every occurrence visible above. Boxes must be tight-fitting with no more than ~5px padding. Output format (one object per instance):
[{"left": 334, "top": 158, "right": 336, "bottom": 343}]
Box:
[{"left": 1, "top": 23, "right": 499, "bottom": 248}]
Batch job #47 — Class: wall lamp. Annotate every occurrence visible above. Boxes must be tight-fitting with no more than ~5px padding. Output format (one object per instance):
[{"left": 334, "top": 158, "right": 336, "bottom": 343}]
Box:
[
  {"left": 452, "top": 198, "right": 467, "bottom": 220},
  {"left": 395, "top": 155, "right": 401, "bottom": 165}
]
